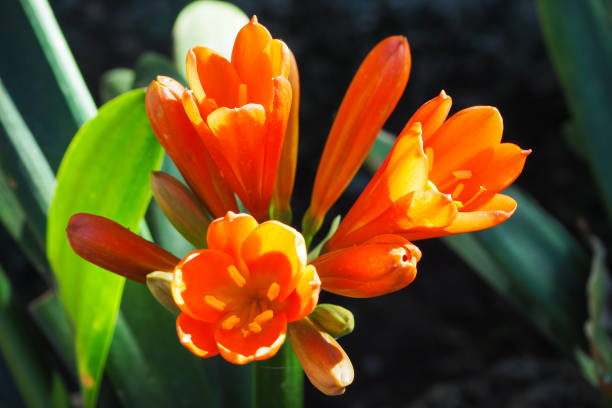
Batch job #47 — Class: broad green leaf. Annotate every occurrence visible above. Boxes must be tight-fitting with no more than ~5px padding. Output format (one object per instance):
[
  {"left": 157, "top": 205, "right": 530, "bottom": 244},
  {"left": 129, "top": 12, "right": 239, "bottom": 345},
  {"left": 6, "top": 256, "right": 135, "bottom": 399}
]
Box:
[
  {"left": 47, "top": 89, "right": 164, "bottom": 407},
  {"left": 537, "top": 0, "right": 612, "bottom": 221},
  {"left": 99, "top": 68, "right": 135, "bottom": 104},
  {"left": 443, "top": 187, "right": 588, "bottom": 352},
  {"left": 253, "top": 342, "right": 303, "bottom": 408},
  {"left": 173, "top": 0, "right": 249, "bottom": 73},
  {"left": 0, "top": 265, "right": 70, "bottom": 408}
]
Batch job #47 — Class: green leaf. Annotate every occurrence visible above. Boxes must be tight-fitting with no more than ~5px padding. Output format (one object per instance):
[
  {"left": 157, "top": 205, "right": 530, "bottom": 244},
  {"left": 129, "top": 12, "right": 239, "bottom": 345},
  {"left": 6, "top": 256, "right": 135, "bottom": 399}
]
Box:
[
  {"left": 308, "top": 215, "right": 341, "bottom": 261},
  {"left": 364, "top": 129, "right": 395, "bottom": 173},
  {"left": 443, "top": 187, "right": 589, "bottom": 352},
  {"left": 0, "top": 265, "right": 70, "bottom": 408},
  {"left": 99, "top": 68, "right": 135, "bottom": 104},
  {"left": 46, "top": 89, "right": 164, "bottom": 407},
  {"left": 172, "top": 0, "right": 249, "bottom": 73},
  {"left": 537, "top": 0, "right": 612, "bottom": 221},
  {"left": 253, "top": 342, "right": 303, "bottom": 408}
]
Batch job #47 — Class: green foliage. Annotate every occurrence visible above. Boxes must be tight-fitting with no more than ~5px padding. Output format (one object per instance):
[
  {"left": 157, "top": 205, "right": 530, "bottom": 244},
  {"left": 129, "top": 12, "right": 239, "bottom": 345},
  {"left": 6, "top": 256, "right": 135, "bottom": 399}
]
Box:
[
  {"left": 537, "top": 0, "right": 612, "bottom": 221},
  {"left": 46, "top": 90, "right": 164, "bottom": 406}
]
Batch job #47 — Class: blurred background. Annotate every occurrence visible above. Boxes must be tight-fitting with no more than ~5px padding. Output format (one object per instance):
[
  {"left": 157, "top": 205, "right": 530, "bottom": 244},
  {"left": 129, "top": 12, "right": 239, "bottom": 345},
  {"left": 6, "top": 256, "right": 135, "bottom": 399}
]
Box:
[{"left": 2, "top": 0, "right": 610, "bottom": 406}]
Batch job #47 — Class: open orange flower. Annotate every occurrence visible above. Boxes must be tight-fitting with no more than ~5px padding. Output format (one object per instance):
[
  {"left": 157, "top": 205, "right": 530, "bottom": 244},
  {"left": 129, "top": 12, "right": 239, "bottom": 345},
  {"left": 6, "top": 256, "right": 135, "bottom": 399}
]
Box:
[
  {"left": 176, "top": 16, "right": 292, "bottom": 220},
  {"left": 325, "top": 92, "right": 529, "bottom": 251},
  {"left": 172, "top": 212, "right": 320, "bottom": 364}
]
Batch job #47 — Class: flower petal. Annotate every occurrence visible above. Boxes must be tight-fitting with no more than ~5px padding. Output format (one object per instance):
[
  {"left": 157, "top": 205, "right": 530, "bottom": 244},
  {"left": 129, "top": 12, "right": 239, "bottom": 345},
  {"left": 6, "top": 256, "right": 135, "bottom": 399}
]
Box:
[
  {"left": 241, "top": 221, "right": 307, "bottom": 301},
  {"left": 314, "top": 234, "right": 421, "bottom": 298},
  {"left": 426, "top": 106, "right": 503, "bottom": 186},
  {"left": 186, "top": 46, "right": 241, "bottom": 108},
  {"left": 288, "top": 317, "right": 354, "bottom": 396},
  {"left": 206, "top": 104, "right": 269, "bottom": 219},
  {"left": 307, "top": 36, "right": 411, "bottom": 227},
  {"left": 145, "top": 77, "right": 237, "bottom": 217},
  {"left": 402, "top": 90, "right": 452, "bottom": 143},
  {"left": 215, "top": 310, "right": 287, "bottom": 364},
  {"left": 403, "top": 193, "right": 517, "bottom": 240},
  {"left": 176, "top": 313, "right": 219, "bottom": 357},
  {"left": 206, "top": 212, "right": 258, "bottom": 269},
  {"left": 172, "top": 249, "right": 242, "bottom": 322},
  {"left": 283, "top": 265, "right": 321, "bottom": 322},
  {"left": 66, "top": 213, "right": 179, "bottom": 283}
]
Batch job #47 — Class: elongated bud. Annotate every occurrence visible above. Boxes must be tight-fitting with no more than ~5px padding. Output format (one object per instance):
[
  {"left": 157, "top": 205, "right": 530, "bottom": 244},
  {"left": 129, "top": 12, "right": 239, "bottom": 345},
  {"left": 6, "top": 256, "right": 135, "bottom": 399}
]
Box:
[
  {"left": 313, "top": 234, "right": 421, "bottom": 298},
  {"left": 306, "top": 36, "right": 411, "bottom": 234},
  {"left": 151, "top": 171, "right": 211, "bottom": 248},
  {"left": 146, "top": 271, "right": 180, "bottom": 314},
  {"left": 309, "top": 304, "right": 354, "bottom": 339},
  {"left": 66, "top": 213, "right": 179, "bottom": 283},
  {"left": 288, "top": 317, "right": 354, "bottom": 395},
  {"left": 272, "top": 49, "right": 300, "bottom": 224}
]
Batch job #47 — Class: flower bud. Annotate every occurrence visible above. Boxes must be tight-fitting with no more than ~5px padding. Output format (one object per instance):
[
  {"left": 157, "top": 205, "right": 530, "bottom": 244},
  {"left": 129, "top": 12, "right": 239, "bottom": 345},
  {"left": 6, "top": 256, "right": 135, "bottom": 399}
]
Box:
[
  {"left": 146, "top": 271, "right": 180, "bottom": 314},
  {"left": 288, "top": 317, "right": 354, "bottom": 396},
  {"left": 309, "top": 304, "right": 354, "bottom": 339},
  {"left": 151, "top": 171, "right": 211, "bottom": 248}
]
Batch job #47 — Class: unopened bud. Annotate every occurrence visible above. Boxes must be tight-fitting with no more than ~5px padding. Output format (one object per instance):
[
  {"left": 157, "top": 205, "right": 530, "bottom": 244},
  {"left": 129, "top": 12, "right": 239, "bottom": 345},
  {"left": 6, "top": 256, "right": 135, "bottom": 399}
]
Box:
[
  {"left": 146, "top": 271, "right": 180, "bottom": 314},
  {"left": 309, "top": 304, "right": 354, "bottom": 339}
]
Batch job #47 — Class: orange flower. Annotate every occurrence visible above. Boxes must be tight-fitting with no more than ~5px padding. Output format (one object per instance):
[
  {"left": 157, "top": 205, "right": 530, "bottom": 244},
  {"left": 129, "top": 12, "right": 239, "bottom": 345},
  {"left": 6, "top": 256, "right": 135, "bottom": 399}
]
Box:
[
  {"left": 178, "top": 16, "right": 293, "bottom": 220},
  {"left": 326, "top": 92, "right": 530, "bottom": 251},
  {"left": 303, "top": 35, "right": 411, "bottom": 238},
  {"left": 172, "top": 212, "right": 320, "bottom": 364}
]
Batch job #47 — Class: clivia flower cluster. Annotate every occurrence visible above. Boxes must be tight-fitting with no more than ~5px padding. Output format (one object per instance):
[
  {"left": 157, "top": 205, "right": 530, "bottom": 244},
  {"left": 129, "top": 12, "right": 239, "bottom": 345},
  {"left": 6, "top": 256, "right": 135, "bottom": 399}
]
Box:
[{"left": 66, "top": 16, "right": 529, "bottom": 395}]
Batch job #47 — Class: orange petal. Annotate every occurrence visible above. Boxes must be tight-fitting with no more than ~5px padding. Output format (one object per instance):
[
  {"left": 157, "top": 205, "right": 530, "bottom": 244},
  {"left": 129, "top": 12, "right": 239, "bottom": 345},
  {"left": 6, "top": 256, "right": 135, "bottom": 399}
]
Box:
[
  {"left": 176, "top": 313, "right": 219, "bottom": 357},
  {"left": 402, "top": 90, "right": 452, "bottom": 143},
  {"left": 231, "top": 16, "right": 276, "bottom": 109},
  {"left": 272, "top": 49, "right": 300, "bottom": 219},
  {"left": 314, "top": 234, "right": 421, "bottom": 298},
  {"left": 215, "top": 310, "right": 287, "bottom": 364},
  {"left": 171, "top": 249, "right": 241, "bottom": 322},
  {"left": 403, "top": 193, "right": 517, "bottom": 240},
  {"left": 206, "top": 212, "right": 258, "bottom": 270},
  {"left": 307, "top": 36, "right": 411, "bottom": 227},
  {"left": 288, "top": 317, "right": 354, "bottom": 396},
  {"left": 241, "top": 221, "right": 307, "bottom": 301},
  {"left": 426, "top": 106, "right": 503, "bottom": 186},
  {"left": 186, "top": 46, "right": 241, "bottom": 108},
  {"left": 145, "top": 77, "right": 237, "bottom": 217},
  {"left": 333, "top": 122, "right": 428, "bottom": 240},
  {"left": 66, "top": 213, "right": 179, "bottom": 283},
  {"left": 330, "top": 190, "right": 457, "bottom": 249},
  {"left": 206, "top": 104, "right": 269, "bottom": 219},
  {"left": 283, "top": 265, "right": 321, "bottom": 322}
]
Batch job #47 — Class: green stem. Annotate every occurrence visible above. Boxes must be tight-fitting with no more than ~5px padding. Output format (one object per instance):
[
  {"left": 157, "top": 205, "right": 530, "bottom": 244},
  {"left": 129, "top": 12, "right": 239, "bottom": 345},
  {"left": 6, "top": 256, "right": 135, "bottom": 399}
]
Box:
[{"left": 253, "top": 341, "right": 303, "bottom": 408}]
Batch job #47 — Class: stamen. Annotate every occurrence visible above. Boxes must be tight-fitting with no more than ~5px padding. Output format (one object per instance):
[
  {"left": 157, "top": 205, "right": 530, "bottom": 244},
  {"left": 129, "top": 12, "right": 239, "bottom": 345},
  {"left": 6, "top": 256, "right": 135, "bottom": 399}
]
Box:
[
  {"left": 266, "top": 282, "right": 280, "bottom": 301},
  {"left": 241, "top": 329, "right": 250, "bottom": 337},
  {"left": 425, "top": 147, "right": 434, "bottom": 173},
  {"left": 248, "top": 322, "right": 262, "bottom": 333},
  {"left": 452, "top": 170, "right": 473, "bottom": 179},
  {"left": 221, "top": 315, "right": 241, "bottom": 330},
  {"left": 452, "top": 183, "right": 465, "bottom": 198},
  {"left": 254, "top": 310, "right": 274, "bottom": 325},
  {"left": 227, "top": 265, "right": 246, "bottom": 287},
  {"left": 238, "top": 83, "right": 248, "bottom": 106},
  {"left": 463, "top": 186, "right": 487, "bottom": 207},
  {"left": 204, "top": 295, "right": 226, "bottom": 311}
]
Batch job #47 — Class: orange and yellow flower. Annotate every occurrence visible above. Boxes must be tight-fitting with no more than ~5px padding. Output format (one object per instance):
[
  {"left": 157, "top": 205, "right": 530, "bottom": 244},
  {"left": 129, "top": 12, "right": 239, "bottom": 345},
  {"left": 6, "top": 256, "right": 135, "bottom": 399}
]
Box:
[{"left": 172, "top": 212, "right": 320, "bottom": 364}]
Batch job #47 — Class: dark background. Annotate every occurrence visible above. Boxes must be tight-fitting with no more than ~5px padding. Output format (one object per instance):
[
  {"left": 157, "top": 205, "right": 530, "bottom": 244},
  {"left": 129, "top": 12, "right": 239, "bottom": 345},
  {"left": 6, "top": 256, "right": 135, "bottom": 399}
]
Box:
[{"left": 27, "top": 0, "right": 609, "bottom": 406}]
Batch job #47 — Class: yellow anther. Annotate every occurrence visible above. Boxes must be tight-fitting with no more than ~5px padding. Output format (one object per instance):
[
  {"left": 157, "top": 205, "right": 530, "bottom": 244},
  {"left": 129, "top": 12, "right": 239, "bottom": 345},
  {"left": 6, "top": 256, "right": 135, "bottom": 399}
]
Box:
[
  {"left": 452, "top": 183, "right": 465, "bottom": 198},
  {"left": 238, "top": 83, "right": 248, "bottom": 106},
  {"left": 204, "top": 295, "right": 226, "bottom": 311},
  {"left": 266, "top": 282, "right": 280, "bottom": 301},
  {"left": 254, "top": 310, "right": 274, "bottom": 325},
  {"left": 227, "top": 265, "right": 246, "bottom": 287},
  {"left": 221, "top": 315, "right": 241, "bottom": 330},
  {"left": 425, "top": 147, "right": 434, "bottom": 173},
  {"left": 248, "top": 322, "right": 262, "bottom": 333},
  {"left": 452, "top": 170, "right": 473, "bottom": 179}
]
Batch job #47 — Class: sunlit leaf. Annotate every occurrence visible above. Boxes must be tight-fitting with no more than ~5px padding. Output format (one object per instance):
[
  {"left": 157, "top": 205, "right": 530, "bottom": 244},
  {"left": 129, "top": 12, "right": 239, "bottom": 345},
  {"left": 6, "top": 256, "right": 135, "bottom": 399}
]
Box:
[{"left": 47, "top": 89, "right": 164, "bottom": 407}]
